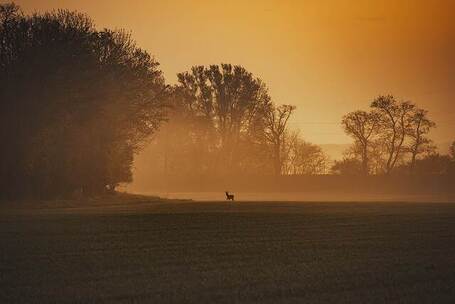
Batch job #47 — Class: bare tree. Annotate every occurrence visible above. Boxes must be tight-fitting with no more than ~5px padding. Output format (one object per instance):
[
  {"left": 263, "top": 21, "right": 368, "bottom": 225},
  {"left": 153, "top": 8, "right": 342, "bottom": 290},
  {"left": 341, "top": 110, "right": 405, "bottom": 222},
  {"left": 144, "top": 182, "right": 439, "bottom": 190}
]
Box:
[
  {"left": 407, "top": 108, "right": 436, "bottom": 172},
  {"left": 283, "top": 130, "right": 328, "bottom": 175},
  {"left": 264, "top": 104, "right": 296, "bottom": 175},
  {"left": 371, "top": 95, "right": 415, "bottom": 174},
  {"left": 341, "top": 110, "right": 379, "bottom": 175}
]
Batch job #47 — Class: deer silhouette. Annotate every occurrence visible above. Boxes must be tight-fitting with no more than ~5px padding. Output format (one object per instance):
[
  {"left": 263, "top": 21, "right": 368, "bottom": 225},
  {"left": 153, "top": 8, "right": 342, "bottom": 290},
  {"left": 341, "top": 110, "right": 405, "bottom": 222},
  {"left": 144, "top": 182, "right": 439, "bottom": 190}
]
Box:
[{"left": 225, "top": 191, "right": 235, "bottom": 201}]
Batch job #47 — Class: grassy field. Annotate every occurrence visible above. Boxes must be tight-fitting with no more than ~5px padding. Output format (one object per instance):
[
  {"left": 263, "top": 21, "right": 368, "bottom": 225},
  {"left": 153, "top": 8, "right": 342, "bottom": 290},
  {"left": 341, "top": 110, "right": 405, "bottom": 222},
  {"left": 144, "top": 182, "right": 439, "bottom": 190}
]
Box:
[{"left": 1, "top": 198, "right": 455, "bottom": 303}]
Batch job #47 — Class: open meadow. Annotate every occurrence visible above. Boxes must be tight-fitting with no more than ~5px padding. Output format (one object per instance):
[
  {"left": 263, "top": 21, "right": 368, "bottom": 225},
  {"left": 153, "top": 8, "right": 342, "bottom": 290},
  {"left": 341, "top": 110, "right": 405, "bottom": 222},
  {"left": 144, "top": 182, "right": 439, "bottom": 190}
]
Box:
[{"left": 1, "top": 198, "right": 455, "bottom": 303}]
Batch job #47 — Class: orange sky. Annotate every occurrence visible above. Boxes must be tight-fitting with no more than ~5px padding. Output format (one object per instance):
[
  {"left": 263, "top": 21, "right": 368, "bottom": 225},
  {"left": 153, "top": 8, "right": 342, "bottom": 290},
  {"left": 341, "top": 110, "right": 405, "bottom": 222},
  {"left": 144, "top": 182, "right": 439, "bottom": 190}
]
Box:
[{"left": 16, "top": 0, "right": 455, "bottom": 144}]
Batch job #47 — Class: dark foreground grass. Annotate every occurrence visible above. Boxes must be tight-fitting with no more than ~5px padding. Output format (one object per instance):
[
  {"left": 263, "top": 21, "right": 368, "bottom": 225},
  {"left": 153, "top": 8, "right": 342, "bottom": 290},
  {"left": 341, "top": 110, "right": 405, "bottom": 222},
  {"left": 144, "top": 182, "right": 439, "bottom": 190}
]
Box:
[{"left": 1, "top": 200, "right": 455, "bottom": 303}]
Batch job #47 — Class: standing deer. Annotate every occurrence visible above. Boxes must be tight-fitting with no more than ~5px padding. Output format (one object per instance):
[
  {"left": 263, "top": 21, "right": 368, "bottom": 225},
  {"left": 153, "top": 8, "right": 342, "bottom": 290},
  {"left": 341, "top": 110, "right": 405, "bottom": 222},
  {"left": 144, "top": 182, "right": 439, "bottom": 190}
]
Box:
[{"left": 225, "top": 191, "right": 235, "bottom": 201}]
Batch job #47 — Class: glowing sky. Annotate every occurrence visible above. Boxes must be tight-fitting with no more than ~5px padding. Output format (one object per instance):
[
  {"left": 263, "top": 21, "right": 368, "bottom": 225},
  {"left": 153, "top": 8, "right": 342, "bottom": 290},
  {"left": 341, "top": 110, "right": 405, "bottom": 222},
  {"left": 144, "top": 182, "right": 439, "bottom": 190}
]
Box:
[{"left": 16, "top": 0, "right": 455, "bottom": 144}]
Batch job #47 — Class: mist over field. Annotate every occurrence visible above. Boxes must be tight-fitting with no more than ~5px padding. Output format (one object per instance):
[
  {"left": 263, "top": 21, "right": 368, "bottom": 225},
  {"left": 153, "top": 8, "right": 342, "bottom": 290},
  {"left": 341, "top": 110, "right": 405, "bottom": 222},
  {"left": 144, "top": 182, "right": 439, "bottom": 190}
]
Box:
[{"left": 133, "top": 192, "right": 453, "bottom": 203}]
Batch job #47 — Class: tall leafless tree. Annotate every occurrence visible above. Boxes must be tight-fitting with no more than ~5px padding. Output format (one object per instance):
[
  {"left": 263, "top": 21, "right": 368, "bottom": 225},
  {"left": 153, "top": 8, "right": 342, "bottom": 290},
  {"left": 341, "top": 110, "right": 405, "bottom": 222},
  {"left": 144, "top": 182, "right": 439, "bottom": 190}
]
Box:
[
  {"left": 341, "top": 110, "right": 379, "bottom": 175},
  {"left": 407, "top": 108, "right": 436, "bottom": 172},
  {"left": 282, "top": 130, "right": 328, "bottom": 175},
  {"left": 371, "top": 95, "right": 415, "bottom": 174},
  {"left": 264, "top": 104, "right": 296, "bottom": 175}
]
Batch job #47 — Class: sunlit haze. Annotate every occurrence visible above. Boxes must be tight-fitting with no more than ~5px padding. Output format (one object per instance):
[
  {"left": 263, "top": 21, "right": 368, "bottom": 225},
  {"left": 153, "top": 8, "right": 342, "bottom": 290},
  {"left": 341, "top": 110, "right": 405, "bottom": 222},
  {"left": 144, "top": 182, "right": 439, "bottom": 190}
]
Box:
[{"left": 16, "top": 0, "right": 455, "bottom": 144}]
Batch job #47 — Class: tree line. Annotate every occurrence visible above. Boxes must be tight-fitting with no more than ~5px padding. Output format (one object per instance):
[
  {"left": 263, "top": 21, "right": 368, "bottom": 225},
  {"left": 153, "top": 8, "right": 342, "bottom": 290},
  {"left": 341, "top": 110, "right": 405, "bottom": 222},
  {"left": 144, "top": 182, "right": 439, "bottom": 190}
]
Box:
[
  {"left": 335, "top": 95, "right": 455, "bottom": 176},
  {"left": 1, "top": 3, "right": 453, "bottom": 198},
  {"left": 140, "top": 64, "right": 328, "bottom": 182},
  {"left": 1, "top": 3, "right": 323, "bottom": 198}
]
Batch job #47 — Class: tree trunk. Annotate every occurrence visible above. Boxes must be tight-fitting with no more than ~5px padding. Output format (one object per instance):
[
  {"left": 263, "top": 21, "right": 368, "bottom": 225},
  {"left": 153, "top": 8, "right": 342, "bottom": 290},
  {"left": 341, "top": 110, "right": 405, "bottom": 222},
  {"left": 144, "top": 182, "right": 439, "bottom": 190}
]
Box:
[
  {"left": 362, "top": 144, "right": 369, "bottom": 175},
  {"left": 410, "top": 150, "right": 417, "bottom": 174},
  {"left": 273, "top": 142, "right": 281, "bottom": 176}
]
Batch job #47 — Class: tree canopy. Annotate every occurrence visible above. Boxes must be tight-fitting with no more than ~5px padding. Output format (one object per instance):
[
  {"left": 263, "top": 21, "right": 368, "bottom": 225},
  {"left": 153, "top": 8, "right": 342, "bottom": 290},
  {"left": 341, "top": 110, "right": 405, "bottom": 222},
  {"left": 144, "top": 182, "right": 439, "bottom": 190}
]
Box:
[{"left": 0, "top": 4, "right": 166, "bottom": 198}]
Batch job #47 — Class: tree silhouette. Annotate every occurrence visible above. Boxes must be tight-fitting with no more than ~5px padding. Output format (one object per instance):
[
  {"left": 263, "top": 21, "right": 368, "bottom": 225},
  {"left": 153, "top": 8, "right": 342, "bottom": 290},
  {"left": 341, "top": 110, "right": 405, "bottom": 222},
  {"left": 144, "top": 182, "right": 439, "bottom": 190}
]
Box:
[
  {"left": 411, "top": 154, "right": 452, "bottom": 175},
  {"left": 0, "top": 5, "right": 166, "bottom": 198},
  {"left": 339, "top": 95, "right": 439, "bottom": 176},
  {"left": 282, "top": 130, "right": 328, "bottom": 175},
  {"left": 371, "top": 95, "right": 416, "bottom": 174},
  {"left": 264, "top": 104, "right": 296, "bottom": 175},
  {"left": 407, "top": 108, "right": 436, "bottom": 172},
  {"left": 176, "top": 64, "right": 272, "bottom": 172},
  {"left": 342, "top": 110, "right": 379, "bottom": 175}
]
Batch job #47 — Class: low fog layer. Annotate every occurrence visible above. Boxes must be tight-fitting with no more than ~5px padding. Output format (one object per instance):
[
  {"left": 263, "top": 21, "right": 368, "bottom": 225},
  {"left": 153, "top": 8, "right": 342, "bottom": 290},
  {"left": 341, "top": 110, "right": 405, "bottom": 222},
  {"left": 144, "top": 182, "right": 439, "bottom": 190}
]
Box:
[{"left": 128, "top": 75, "right": 455, "bottom": 200}]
